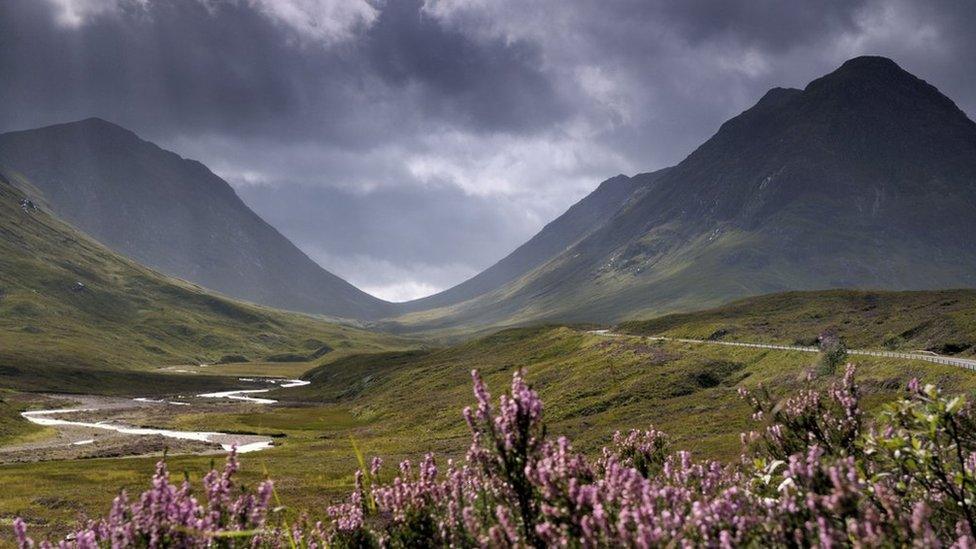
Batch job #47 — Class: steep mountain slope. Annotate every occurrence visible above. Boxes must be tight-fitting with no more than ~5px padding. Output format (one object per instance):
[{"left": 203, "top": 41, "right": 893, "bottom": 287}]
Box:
[
  {"left": 0, "top": 119, "right": 394, "bottom": 320},
  {"left": 399, "top": 169, "right": 669, "bottom": 312},
  {"left": 0, "top": 170, "right": 407, "bottom": 393},
  {"left": 391, "top": 57, "right": 976, "bottom": 334}
]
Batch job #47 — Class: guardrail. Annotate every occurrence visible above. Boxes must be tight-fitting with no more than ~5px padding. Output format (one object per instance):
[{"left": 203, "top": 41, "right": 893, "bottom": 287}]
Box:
[{"left": 599, "top": 333, "right": 976, "bottom": 371}]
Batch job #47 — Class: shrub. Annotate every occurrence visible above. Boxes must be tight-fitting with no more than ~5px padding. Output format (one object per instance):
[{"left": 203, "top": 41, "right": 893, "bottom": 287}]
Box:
[
  {"left": 817, "top": 329, "right": 848, "bottom": 375},
  {"left": 264, "top": 353, "right": 308, "bottom": 363},
  {"left": 216, "top": 354, "right": 249, "bottom": 364},
  {"left": 15, "top": 366, "right": 976, "bottom": 547}
]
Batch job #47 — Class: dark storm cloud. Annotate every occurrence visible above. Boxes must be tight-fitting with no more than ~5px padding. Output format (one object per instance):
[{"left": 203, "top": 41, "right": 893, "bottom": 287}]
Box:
[
  {"left": 0, "top": 0, "right": 562, "bottom": 141},
  {"left": 365, "top": 0, "right": 567, "bottom": 133},
  {"left": 2, "top": 0, "right": 975, "bottom": 300},
  {"left": 652, "top": 1, "right": 867, "bottom": 50},
  {"left": 1, "top": 0, "right": 302, "bottom": 136}
]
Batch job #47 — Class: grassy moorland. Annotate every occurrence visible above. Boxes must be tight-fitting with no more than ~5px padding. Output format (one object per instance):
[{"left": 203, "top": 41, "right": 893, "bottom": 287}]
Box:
[
  {"left": 0, "top": 172, "right": 413, "bottom": 395},
  {"left": 618, "top": 289, "right": 976, "bottom": 356},
  {"left": 0, "top": 393, "right": 51, "bottom": 447},
  {"left": 3, "top": 182, "right": 976, "bottom": 541},
  {"left": 282, "top": 326, "right": 976, "bottom": 455},
  {"left": 5, "top": 325, "right": 976, "bottom": 541}
]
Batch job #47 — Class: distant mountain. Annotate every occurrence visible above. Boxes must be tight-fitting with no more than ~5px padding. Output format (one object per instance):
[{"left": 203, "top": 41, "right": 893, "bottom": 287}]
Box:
[
  {"left": 391, "top": 56, "right": 976, "bottom": 334},
  {"left": 0, "top": 119, "right": 394, "bottom": 320},
  {"left": 399, "top": 169, "right": 670, "bottom": 312},
  {"left": 0, "top": 170, "right": 406, "bottom": 393}
]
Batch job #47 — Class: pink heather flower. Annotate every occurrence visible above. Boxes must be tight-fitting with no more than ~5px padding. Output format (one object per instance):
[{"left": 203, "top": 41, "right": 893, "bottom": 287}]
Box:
[
  {"left": 17, "top": 367, "right": 976, "bottom": 547},
  {"left": 471, "top": 369, "right": 492, "bottom": 422},
  {"left": 907, "top": 377, "right": 922, "bottom": 395},
  {"left": 13, "top": 518, "right": 32, "bottom": 549},
  {"left": 369, "top": 456, "right": 383, "bottom": 478}
]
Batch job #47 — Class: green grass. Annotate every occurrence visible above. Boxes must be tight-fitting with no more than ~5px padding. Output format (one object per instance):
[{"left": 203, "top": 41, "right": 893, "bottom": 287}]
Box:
[
  {"left": 0, "top": 392, "right": 50, "bottom": 446},
  {"left": 0, "top": 366, "right": 259, "bottom": 396},
  {"left": 618, "top": 289, "right": 976, "bottom": 356},
  {"left": 0, "top": 173, "right": 414, "bottom": 394},
  {"left": 284, "top": 326, "right": 976, "bottom": 455},
  {"left": 4, "top": 325, "right": 976, "bottom": 541},
  {"left": 167, "top": 406, "right": 364, "bottom": 436}
]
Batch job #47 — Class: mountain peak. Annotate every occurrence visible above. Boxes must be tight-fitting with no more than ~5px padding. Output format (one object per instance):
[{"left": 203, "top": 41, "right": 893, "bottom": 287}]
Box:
[
  {"left": 804, "top": 55, "right": 932, "bottom": 96},
  {"left": 14, "top": 117, "right": 142, "bottom": 145},
  {"left": 63, "top": 117, "right": 137, "bottom": 136},
  {"left": 596, "top": 174, "right": 631, "bottom": 188},
  {"left": 75, "top": 116, "right": 118, "bottom": 127},
  {"left": 836, "top": 55, "right": 903, "bottom": 73}
]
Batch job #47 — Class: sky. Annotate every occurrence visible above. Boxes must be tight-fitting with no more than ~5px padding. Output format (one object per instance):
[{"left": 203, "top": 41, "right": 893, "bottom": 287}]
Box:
[{"left": 2, "top": 0, "right": 975, "bottom": 302}]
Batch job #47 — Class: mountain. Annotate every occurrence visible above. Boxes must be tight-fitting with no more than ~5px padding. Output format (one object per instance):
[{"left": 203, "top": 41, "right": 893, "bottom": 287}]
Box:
[
  {"left": 0, "top": 169, "right": 407, "bottom": 393},
  {"left": 390, "top": 56, "right": 976, "bottom": 334},
  {"left": 399, "top": 169, "right": 670, "bottom": 312},
  {"left": 0, "top": 119, "right": 394, "bottom": 320}
]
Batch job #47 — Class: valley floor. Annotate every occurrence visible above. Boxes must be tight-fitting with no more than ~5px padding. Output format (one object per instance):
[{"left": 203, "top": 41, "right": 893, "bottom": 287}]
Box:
[{"left": 3, "top": 326, "right": 976, "bottom": 542}]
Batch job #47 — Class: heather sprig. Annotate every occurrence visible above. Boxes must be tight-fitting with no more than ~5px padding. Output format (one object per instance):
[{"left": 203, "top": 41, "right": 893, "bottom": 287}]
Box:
[{"left": 16, "top": 365, "right": 976, "bottom": 548}]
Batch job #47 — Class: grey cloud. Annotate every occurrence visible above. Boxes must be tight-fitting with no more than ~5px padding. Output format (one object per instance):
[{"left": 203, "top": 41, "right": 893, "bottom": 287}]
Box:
[
  {"left": 235, "top": 181, "right": 536, "bottom": 300},
  {"left": 651, "top": 1, "right": 868, "bottom": 50},
  {"left": 0, "top": 0, "right": 563, "bottom": 142},
  {"left": 2, "top": 0, "right": 975, "bottom": 299},
  {"left": 236, "top": 182, "right": 532, "bottom": 267},
  {"left": 365, "top": 0, "right": 568, "bottom": 134}
]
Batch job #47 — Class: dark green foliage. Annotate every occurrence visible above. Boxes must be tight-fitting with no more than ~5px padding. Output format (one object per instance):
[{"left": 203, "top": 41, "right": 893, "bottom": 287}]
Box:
[
  {"left": 309, "top": 345, "right": 334, "bottom": 359},
  {"left": 265, "top": 353, "right": 308, "bottom": 363},
  {"left": 689, "top": 360, "right": 744, "bottom": 388},
  {"left": 818, "top": 330, "right": 848, "bottom": 376}
]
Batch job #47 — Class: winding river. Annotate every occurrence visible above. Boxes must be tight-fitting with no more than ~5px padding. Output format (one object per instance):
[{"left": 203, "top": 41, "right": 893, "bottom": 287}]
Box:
[{"left": 20, "top": 378, "right": 311, "bottom": 454}]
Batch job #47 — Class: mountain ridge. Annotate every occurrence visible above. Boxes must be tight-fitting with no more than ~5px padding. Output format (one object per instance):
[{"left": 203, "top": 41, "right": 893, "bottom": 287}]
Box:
[
  {"left": 397, "top": 169, "right": 670, "bottom": 312},
  {"left": 0, "top": 118, "right": 396, "bottom": 320},
  {"left": 4, "top": 56, "right": 974, "bottom": 334},
  {"left": 0, "top": 169, "right": 408, "bottom": 392},
  {"left": 386, "top": 55, "right": 976, "bottom": 334}
]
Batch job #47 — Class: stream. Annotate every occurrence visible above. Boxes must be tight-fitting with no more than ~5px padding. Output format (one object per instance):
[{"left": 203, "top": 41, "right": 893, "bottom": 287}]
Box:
[{"left": 20, "top": 378, "right": 311, "bottom": 454}]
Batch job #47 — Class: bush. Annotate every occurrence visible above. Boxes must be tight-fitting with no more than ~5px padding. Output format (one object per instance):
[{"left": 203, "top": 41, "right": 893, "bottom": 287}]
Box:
[
  {"left": 264, "top": 353, "right": 308, "bottom": 363},
  {"left": 15, "top": 366, "right": 976, "bottom": 547},
  {"left": 818, "top": 329, "right": 848, "bottom": 375},
  {"left": 215, "top": 354, "right": 248, "bottom": 364}
]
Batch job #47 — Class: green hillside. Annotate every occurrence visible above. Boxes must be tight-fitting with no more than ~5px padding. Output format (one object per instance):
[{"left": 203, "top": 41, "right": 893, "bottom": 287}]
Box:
[
  {"left": 386, "top": 57, "right": 976, "bottom": 335},
  {"left": 0, "top": 119, "right": 395, "bottom": 320},
  {"left": 0, "top": 171, "right": 410, "bottom": 393},
  {"left": 618, "top": 289, "right": 976, "bottom": 356},
  {"left": 397, "top": 170, "right": 668, "bottom": 313},
  {"left": 279, "top": 324, "right": 976, "bottom": 458}
]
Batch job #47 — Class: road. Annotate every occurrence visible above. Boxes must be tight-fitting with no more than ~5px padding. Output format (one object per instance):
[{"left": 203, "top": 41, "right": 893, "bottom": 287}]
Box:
[{"left": 589, "top": 330, "right": 976, "bottom": 371}]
